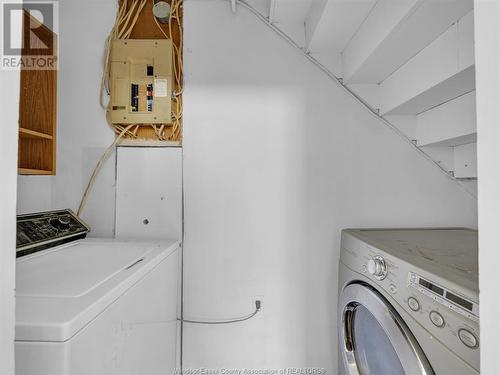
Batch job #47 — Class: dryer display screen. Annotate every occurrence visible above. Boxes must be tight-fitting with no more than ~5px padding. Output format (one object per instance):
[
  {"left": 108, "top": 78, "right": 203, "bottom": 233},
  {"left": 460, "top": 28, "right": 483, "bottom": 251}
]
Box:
[
  {"left": 419, "top": 279, "right": 444, "bottom": 296},
  {"left": 409, "top": 272, "right": 478, "bottom": 322},
  {"left": 446, "top": 291, "right": 473, "bottom": 311}
]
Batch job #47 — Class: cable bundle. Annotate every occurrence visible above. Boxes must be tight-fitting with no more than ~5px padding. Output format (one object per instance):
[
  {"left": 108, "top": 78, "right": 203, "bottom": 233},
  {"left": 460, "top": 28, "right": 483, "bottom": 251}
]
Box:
[
  {"left": 78, "top": 0, "right": 183, "bottom": 216},
  {"left": 100, "top": 0, "right": 183, "bottom": 142},
  {"left": 153, "top": 0, "right": 183, "bottom": 141}
]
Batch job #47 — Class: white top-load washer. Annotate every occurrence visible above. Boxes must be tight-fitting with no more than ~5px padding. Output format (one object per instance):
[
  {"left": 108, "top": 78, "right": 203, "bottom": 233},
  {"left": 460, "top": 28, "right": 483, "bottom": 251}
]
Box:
[
  {"left": 338, "top": 228, "right": 479, "bottom": 375},
  {"left": 15, "top": 210, "right": 180, "bottom": 375}
]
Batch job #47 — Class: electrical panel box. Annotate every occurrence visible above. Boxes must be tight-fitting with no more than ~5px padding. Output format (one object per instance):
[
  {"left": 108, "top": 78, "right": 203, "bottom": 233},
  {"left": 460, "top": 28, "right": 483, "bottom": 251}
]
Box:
[{"left": 109, "top": 39, "right": 173, "bottom": 124}]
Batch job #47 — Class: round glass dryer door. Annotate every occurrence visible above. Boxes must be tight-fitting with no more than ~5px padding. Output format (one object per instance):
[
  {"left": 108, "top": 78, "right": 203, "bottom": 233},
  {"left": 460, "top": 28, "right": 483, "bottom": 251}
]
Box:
[{"left": 338, "top": 283, "right": 434, "bottom": 375}]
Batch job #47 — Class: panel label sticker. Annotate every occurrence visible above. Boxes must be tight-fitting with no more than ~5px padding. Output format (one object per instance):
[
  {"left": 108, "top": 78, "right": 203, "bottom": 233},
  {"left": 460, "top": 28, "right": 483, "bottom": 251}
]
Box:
[{"left": 154, "top": 78, "right": 168, "bottom": 97}]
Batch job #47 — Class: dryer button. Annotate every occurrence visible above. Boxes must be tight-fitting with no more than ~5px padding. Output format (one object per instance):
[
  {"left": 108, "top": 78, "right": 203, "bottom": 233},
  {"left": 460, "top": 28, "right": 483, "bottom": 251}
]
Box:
[
  {"left": 429, "top": 311, "right": 445, "bottom": 327},
  {"left": 408, "top": 297, "right": 420, "bottom": 312},
  {"left": 458, "top": 329, "right": 479, "bottom": 349}
]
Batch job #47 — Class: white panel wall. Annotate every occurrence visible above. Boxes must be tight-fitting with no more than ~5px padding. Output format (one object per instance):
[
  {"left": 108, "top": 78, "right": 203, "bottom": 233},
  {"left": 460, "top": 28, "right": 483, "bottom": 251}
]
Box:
[
  {"left": 474, "top": 1, "right": 500, "bottom": 372},
  {"left": 0, "top": 69, "right": 19, "bottom": 375},
  {"left": 417, "top": 91, "right": 476, "bottom": 147},
  {"left": 115, "top": 147, "right": 182, "bottom": 240},
  {"left": 182, "top": 1, "right": 476, "bottom": 373},
  {"left": 454, "top": 143, "right": 477, "bottom": 179}
]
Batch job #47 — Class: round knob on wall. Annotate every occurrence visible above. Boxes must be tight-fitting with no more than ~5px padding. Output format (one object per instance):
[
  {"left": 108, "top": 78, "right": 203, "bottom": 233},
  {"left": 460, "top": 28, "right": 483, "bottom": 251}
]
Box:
[{"left": 367, "top": 256, "right": 388, "bottom": 280}]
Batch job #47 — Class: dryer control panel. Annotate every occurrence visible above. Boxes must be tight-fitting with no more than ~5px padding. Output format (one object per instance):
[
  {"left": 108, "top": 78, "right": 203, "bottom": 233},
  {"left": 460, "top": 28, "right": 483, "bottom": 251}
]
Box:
[
  {"left": 17, "top": 209, "right": 90, "bottom": 257},
  {"left": 408, "top": 272, "right": 479, "bottom": 322}
]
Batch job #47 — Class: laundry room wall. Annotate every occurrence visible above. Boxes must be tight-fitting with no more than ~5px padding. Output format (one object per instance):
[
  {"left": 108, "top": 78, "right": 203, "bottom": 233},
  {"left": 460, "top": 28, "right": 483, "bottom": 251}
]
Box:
[
  {"left": 474, "top": 1, "right": 500, "bottom": 372},
  {"left": 16, "top": 0, "right": 119, "bottom": 237},
  {"left": 0, "top": 69, "right": 20, "bottom": 375},
  {"left": 181, "top": 1, "right": 477, "bottom": 373}
]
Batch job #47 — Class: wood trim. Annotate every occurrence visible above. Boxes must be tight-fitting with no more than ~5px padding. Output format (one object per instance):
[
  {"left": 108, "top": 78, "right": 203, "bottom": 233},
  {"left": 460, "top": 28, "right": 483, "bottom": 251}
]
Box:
[
  {"left": 18, "top": 168, "right": 54, "bottom": 175},
  {"left": 19, "top": 127, "right": 53, "bottom": 140}
]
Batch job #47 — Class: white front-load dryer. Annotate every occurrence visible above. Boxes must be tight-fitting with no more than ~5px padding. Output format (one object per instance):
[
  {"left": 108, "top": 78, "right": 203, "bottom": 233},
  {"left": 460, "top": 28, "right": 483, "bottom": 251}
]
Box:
[{"left": 338, "top": 228, "right": 479, "bottom": 375}]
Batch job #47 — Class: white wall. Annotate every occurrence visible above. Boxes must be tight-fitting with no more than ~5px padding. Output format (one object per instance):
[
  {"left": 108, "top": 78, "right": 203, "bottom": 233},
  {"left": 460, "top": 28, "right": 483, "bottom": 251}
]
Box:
[
  {"left": 17, "top": 0, "right": 118, "bottom": 237},
  {"left": 474, "top": 1, "right": 500, "bottom": 373},
  {"left": 182, "top": 1, "right": 477, "bottom": 373},
  {"left": 0, "top": 69, "right": 20, "bottom": 375}
]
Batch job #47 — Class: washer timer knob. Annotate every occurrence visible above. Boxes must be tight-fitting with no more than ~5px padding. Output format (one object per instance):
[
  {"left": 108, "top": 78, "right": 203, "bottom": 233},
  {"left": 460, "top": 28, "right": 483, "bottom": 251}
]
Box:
[
  {"left": 58, "top": 216, "right": 70, "bottom": 226},
  {"left": 367, "top": 256, "right": 388, "bottom": 280},
  {"left": 50, "top": 215, "right": 71, "bottom": 230}
]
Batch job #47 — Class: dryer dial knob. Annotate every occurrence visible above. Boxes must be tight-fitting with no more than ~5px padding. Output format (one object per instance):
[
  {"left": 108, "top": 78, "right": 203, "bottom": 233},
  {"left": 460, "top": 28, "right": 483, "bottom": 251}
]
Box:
[{"left": 367, "top": 256, "right": 387, "bottom": 280}]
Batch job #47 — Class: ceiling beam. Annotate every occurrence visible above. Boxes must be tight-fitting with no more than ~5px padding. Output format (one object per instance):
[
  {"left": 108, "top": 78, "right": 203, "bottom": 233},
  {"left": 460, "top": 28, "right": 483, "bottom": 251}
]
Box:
[
  {"left": 342, "top": 0, "right": 473, "bottom": 84},
  {"left": 379, "top": 12, "right": 475, "bottom": 116},
  {"left": 305, "top": 0, "right": 375, "bottom": 53}
]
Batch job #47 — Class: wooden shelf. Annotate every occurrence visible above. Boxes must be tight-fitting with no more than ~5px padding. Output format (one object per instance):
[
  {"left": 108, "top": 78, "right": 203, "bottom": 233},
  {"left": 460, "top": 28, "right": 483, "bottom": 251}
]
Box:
[
  {"left": 19, "top": 127, "right": 53, "bottom": 140},
  {"left": 18, "top": 168, "right": 54, "bottom": 175},
  {"left": 17, "top": 10, "right": 57, "bottom": 175}
]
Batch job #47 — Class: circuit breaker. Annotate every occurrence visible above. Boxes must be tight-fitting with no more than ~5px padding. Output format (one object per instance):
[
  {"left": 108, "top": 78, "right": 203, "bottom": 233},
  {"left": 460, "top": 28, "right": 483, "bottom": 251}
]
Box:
[{"left": 109, "top": 39, "right": 173, "bottom": 124}]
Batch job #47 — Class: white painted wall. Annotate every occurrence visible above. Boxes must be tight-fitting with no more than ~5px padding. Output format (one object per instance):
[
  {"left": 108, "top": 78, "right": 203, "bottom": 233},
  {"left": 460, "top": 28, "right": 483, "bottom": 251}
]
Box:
[
  {"left": 17, "top": 0, "right": 118, "bottom": 237},
  {"left": 454, "top": 143, "right": 477, "bottom": 179},
  {"left": 182, "top": 1, "right": 476, "bottom": 373},
  {"left": 115, "top": 147, "right": 183, "bottom": 240},
  {"left": 0, "top": 68, "right": 19, "bottom": 375},
  {"left": 474, "top": 1, "right": 500, "bottom": 373}
]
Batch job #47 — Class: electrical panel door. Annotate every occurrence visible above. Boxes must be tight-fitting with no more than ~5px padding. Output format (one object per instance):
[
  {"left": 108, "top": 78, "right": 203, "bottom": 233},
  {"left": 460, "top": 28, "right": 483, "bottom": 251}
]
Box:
[{"left": 109, "top": 39, "right": 173, "bottom": 124}]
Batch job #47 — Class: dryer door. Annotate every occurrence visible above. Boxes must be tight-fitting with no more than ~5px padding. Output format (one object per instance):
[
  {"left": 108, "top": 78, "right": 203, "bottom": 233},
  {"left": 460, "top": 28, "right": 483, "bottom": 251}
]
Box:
[{"left": 339, "top": 283, "right": 434, "bottom": 375}]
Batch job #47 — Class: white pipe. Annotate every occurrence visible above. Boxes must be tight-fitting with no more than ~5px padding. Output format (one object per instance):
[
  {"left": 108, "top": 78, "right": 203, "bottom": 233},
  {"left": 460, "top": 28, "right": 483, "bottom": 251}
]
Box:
[
  {"left": 231, "top": 0, "right": 236, "bottom": 13},
  {"left": 269, "top": 0, "right": 277, "bottom": 23}
]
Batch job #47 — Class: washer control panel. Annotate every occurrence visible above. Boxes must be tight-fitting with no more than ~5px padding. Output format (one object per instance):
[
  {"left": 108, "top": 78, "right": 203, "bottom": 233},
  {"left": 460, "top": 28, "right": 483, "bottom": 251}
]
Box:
[
  {"left": 408, "top": 272, "right": 479, "bottom": 322},
  {"left": 17, "top": 209, "right": 90, "bottom": 257}
]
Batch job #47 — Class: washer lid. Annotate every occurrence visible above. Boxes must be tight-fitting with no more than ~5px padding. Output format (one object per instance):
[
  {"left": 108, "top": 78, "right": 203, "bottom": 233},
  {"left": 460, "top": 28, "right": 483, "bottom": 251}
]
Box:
[{"left": 15, "top": 238, "right": 179, "bottom": 342}]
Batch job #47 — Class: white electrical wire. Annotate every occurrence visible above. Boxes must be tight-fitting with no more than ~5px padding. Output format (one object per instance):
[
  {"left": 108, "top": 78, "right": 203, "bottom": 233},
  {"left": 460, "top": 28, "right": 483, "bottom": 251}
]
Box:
[
  {"left": 79, "top": 1, "right": 185, "bottom": 216},
  {"left": 77, "top": 124, "right": 135, "bottom": 216},
  {"left": 225, "top": 0, "right": 476, "bottom": 199}
]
